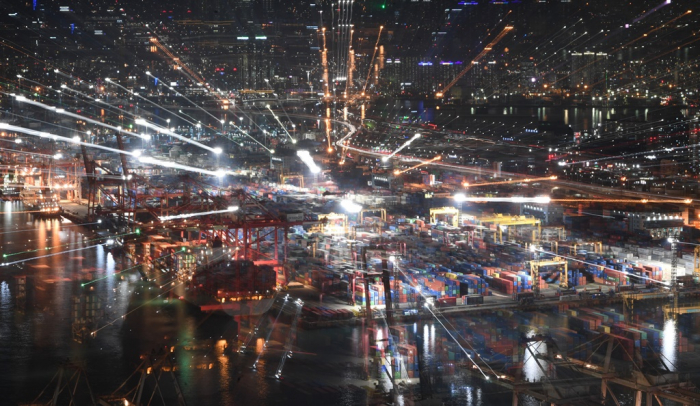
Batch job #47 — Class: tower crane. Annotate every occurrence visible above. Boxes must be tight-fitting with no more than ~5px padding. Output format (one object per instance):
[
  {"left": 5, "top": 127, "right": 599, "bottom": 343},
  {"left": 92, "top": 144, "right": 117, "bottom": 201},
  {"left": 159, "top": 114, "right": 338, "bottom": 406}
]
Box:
[{"left": 435, "top": 25, "right": 514, "bottom": 99}]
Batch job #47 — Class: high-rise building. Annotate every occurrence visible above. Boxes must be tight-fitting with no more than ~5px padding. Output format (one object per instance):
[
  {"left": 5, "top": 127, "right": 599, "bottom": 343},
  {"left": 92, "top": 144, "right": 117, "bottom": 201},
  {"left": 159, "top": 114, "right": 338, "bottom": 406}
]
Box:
[{"left": 570, "top": 51, "right": 608, "bottom": 90}]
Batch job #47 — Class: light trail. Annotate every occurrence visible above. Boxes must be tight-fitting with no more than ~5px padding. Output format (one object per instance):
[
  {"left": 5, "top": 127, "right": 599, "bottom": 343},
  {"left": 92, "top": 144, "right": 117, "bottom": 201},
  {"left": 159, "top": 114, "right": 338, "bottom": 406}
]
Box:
[
  {"left": 393, "top": 156, "right": 441, "bottom": 175},
  {"left": 453, "top": 195, "right": 552, "bottom": 204},
  {"left": 266, "top": 104, "right": 296, "bottom": 143},
  {"left": 274, "top": 299, "right": 303, "bottom": 379},
  {"left": 7, "top": 93, "right": 151, "bottom": 140},
  {"left": 552, "top": 198, "right": 693, "bottom": 204},
  {"left": 0, "top": 122, "right": 228, "bottom": 177},
  {"left": 104, "top": 78, "right": 195, "bottom": 126},
  {"left": 0, "top": 221, "right": 103, "bottom": 235},
  {"left": 2, "top": 230, "right": 135, "bottom": 258},
  {"left": 361, "top": 26, "right": 384, "bottom": 96},
  {"left": 81, "top": 250, "right": 181, "bottom": 287},
  {"left": 134, "top": 118, "right": 216, "bottom": 153},
  {"left": 137, "top": 156, "right": 228, "bottom": 177},
  {"left": 633, "top": 0, "right": 673, "bottom": 23},
  {"left": 0, "top": 146, "right": 56, "bottom": 158},
  {"left": 382, "top": 133, "right": 421, "bottom": 162},
  {"left": 59, "top": 83, "right": 161, "bottom": 125},
  {"left": 463, "top": 176, "right": 557, "bottom": 188},
  {"left": 560, "top": 141, "right": 700, "bottom": 167},
  {"left": 531, "top": 247, "right": 670, "bottom": 287},
  {"left": 159, "top": 206, "right": 238, "bottom": 221},
  {"left": 614, "top": 9, "right": 692, "bottom": 52},
  {"left": 296, "top": 150, "right": 321, "bottom": 173},
  {"left": 146, "top": 71, "right": 225, "bottom": 127},
  {"left": 91, "top": 280, "right": 185, "bottom": 337},
  {"left": 253, "top": 296, "right": 289, "bottom": 370},
  {"left": 0, "top": 244, "right": 105, "bottom": 267}
]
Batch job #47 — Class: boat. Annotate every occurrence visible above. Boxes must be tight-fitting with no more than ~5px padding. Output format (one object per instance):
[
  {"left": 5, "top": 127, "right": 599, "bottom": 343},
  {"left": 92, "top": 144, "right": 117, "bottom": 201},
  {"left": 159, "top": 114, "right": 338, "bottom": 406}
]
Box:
[
  {"left": 185, "top": 259, "right": 278, "bottom": 317},
  {"left": 21, "top": 189, "right": 63, "bottom": 218}
]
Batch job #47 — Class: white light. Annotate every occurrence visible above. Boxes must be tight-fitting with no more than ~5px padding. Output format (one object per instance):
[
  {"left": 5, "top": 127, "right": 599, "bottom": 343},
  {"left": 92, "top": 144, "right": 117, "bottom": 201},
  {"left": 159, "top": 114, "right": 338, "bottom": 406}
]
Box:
[
  {"left": 227, "top": 206, "right": 239, "bottom": 212},
  {"left": 145, "top": 71, "right": 151, "bottom": 75},
  {"left": 15, "top": 138, "right": 22, "bottom": 144},
  {"left": 454, "top": 193, "right": 467, "bottom": 202},
  {"left": 215, "top": 169, "right": 226, "bottom": 178},
  {"left": 558, "top": 161, "right": 567, "bottom": 166},
  {"left": 213, "top": 147, "right": 223, "bottom": 154},
  {"left": 341, "top": 199, "right": 362, "bottom": 213},
  {"left": 56, "top": 108, "right": 65, "bottom": 113},
  {"left": 389, "top": 255, "right": 396, "bottom": 262},
  {"left": 135, "top": 118, "right": 146, "bottom": 125},
  {"left": 220, "top": 119, "right": 225, "bottom": 124},
  {"left": 71, "top": 135, "right": 80, "bottom": 143},
  {"left": 53, "top": 153, "right": 63, "bottom": 159},
  {"left": 126, "top": 174, "right": 133, "bottom": 180}
]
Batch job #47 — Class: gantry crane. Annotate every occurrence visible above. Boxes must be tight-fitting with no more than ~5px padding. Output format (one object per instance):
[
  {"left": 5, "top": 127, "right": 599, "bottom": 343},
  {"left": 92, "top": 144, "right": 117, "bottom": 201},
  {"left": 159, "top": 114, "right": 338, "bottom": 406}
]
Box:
[
  {"left": 435, "top": 25, "right": 514, "bottom": 99},
  {"left": 280, "top": 173, "right": 304, "bottom": 188},
  {"left": 318, "top": 212, "right": 348, "bottom": 234},
  {"left": 351, "top": 224, "right": 381, "bottom": 240},
  {"left": 477, "top": 214, "right": 541, "bottom": 245},
  {"left": 429, "top": 207, "right": 459, "bottom": 227},
  {"left": 570, "top": 241, "right": 603, "bottom": 256},
  {"left": 359, "top": 207, "right": 386, "bottom": 224},
  {"left": 529, "top": 257, "right": 568, "bottom": 294}
]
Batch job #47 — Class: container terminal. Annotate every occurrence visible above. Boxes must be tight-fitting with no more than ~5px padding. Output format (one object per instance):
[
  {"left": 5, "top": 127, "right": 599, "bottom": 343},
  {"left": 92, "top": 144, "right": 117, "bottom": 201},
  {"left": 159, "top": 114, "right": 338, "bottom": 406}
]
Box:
[
  {"left": 5, "top": 100, "right": 700, "bottom": 404},
  {"left": 1, "top": 1, "right": 700, "bottom": 402}
]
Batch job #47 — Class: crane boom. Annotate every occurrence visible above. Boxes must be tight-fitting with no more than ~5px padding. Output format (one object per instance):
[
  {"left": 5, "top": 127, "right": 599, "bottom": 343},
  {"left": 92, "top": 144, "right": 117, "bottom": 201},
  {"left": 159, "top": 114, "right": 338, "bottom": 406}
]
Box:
[{"left": 436, "top": 26, "right": 513, "bottom": 98}]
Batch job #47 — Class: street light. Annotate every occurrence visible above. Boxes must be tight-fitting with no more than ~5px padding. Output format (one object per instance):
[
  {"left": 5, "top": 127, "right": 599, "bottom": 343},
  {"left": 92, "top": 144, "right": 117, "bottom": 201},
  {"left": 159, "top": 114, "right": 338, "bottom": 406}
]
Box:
[{"left": 213, "top": 147, "right": 223, "bottom": 155}]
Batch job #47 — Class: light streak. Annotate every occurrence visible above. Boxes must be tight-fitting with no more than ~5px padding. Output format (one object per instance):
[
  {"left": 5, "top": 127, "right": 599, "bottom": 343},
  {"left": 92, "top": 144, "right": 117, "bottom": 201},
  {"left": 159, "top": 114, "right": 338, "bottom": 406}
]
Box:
[
  {"left": 453, "top": 195, "right": 552, "bottom": 204},
  {"left": 8, "top": 94, "right": 151, "bottom": 140},
  {"left": 551, "top": 198, "right": 692, "bottom": 204},
  {"left": 0, "top": 221, "right": 102, "bottom": 235},
  {"left": 134, "top": 118, "right": 215, "bottom": 153},
  {"left": 138, "top": 155, "right": 228, "bottom": 177},
  {"left": 104, "top": 78, "right": 195, "bottom": 126},
  {"left": 82, "top": 251, "right": 181, "bottom": 286},
  {"left": 91, "top": 280, "right": 185, "bottom": 336},
  {"left": 266, "top": 105, "right": 296, "bottom": 143},
  {"left": 362, "top": 26, "right": 384, "bottom": 95},
  {"left": 394, "top": 155, "right": 441, "bottom": 175},
  {"left": 463, "top": 176, "right": 557, "bottom": 188},
  {"left": 0, "top": 244, "right": 105, "bottom": 267},
  {"left": 296, "top": 150, "right": 321, "bottom": 173},
  {"left": 0, "top": 122, "right": 227, "bottom": 177},
  {"left": 382, "top": 133, "right": 421, "bottom": 162},
  {"left": 159, "top": 206, "right": 239, "bottom": 221},
  {"left": 531, "top": 247, "right": 670, "bottom": 287},
  {"left": 253, "top": 296, "right": 289, "bottom": 370},
  {"left": 3, "top": 231, "right": 135, "bottom": 258}
]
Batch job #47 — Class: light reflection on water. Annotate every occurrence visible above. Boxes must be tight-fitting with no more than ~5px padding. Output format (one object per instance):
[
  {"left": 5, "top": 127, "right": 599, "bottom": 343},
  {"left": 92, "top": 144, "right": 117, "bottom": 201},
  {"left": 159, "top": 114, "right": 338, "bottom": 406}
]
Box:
[{"left": 662, "top": 319, "right": 677, "bottom": 372}]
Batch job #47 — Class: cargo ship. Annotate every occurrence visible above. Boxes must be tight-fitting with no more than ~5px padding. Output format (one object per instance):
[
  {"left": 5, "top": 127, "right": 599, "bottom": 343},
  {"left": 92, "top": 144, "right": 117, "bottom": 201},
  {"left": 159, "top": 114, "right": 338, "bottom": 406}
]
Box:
[
  {"left": 185, "top": 259, "right": 278, "bottom": 317},
  {"left": 21, "top": 189, "right": 62, "bottom": 218}
]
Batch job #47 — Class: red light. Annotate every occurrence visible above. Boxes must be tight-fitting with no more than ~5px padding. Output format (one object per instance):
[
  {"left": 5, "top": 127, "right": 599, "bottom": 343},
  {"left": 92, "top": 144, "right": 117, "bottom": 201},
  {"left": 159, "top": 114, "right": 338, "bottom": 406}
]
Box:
[{"left": 233, "top": 67, "right": 237, "bottom": 71}]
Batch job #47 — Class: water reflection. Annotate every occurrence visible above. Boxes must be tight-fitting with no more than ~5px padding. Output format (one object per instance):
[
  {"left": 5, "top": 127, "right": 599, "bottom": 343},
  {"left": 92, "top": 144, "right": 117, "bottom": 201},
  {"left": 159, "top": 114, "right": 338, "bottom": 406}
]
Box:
[{"left": 662, "top": 319, "right": 677, "bottom": 372}]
